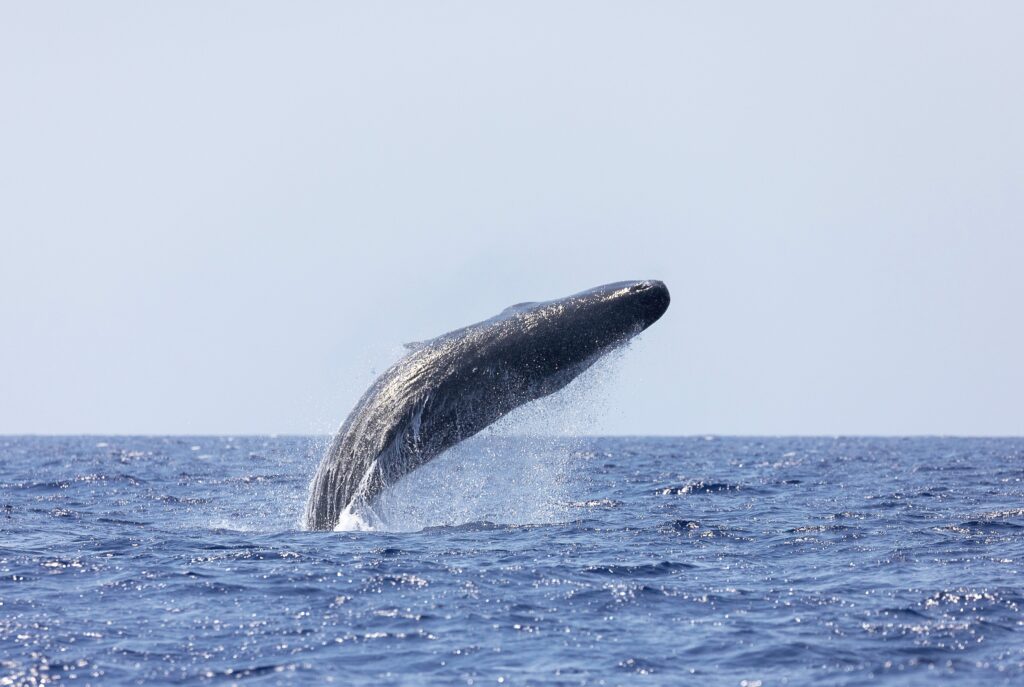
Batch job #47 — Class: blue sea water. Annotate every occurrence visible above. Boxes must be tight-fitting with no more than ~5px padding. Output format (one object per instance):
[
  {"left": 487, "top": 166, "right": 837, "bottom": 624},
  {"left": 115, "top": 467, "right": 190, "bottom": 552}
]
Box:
[{"left": 1, "top": 435, "right": 1022, "bottom": 685}]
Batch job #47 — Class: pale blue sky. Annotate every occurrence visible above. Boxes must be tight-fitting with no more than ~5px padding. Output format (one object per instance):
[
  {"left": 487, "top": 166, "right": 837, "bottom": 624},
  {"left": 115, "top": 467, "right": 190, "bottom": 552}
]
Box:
[{"left": 1, "top": 2, "right": 1021, "bottom": 435}]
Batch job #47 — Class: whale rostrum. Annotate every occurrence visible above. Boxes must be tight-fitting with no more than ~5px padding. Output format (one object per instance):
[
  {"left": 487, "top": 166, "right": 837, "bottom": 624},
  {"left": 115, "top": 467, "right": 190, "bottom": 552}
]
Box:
[{"left": 303, "top": 280, "right": 671, "bottom": 531}]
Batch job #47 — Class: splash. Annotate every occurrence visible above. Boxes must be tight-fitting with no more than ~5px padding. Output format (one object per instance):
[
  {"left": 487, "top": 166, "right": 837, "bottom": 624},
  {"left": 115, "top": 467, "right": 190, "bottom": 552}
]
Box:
[
  {"left": 333, "top": 503, "right": 377, "bottom": 532},
  {"left": 333, "top": 344, "right": 631, "bottom": 532}
]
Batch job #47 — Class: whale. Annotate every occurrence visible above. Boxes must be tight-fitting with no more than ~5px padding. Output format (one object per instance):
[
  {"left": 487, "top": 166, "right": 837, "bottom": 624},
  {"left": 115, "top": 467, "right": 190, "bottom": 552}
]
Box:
[{"left": 303, "top": 279, "right": 671, "bottom": 531}]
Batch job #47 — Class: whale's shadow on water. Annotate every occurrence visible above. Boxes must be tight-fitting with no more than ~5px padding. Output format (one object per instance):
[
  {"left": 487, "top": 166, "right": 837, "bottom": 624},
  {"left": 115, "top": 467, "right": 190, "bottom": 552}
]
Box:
[{"left": 330, "top": 346, "right": 631, "bottom": 533}]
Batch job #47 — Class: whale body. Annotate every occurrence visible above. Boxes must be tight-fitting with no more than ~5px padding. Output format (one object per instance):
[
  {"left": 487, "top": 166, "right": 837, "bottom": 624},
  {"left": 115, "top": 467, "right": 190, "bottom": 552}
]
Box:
[{"left": 303, "top": 280, "right": 671, "bottom": 531}]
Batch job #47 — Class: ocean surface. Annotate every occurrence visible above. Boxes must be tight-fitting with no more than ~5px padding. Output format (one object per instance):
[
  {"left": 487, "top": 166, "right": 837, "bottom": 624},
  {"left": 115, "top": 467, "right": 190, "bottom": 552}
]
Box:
[{"left": 2, "top": 435, "right": 1022, "bottom": 685}]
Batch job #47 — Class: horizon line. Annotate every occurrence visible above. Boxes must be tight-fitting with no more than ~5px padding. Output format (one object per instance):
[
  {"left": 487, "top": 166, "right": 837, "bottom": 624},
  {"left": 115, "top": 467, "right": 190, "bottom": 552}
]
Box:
[{"left": 2, "top": 433, "right": 1022, "bottom": 440}]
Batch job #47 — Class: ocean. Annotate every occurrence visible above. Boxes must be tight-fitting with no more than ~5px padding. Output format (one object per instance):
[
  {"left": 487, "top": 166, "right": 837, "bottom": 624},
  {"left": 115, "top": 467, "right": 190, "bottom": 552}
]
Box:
[{"left": 2, "top": 435, "right": 1022, "bottom": 685}]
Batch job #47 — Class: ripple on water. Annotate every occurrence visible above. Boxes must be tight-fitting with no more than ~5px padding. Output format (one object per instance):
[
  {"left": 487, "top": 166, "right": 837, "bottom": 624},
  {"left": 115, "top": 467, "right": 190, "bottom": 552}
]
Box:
[{"left": 0, "top": 436, "right": 1022, "bottom": 685}]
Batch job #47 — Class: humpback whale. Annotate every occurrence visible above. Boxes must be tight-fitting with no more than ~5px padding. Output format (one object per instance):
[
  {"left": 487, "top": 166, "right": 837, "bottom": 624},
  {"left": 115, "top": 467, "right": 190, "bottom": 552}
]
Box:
[{"left": 303, "top": 280, "right": 670, "bottom": 531}]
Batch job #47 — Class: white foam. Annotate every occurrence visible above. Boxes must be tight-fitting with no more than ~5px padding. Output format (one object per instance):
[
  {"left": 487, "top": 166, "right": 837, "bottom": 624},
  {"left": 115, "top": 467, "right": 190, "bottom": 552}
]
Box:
[{"left": 333, "top": 504, "right": 378, "bottom": 532}]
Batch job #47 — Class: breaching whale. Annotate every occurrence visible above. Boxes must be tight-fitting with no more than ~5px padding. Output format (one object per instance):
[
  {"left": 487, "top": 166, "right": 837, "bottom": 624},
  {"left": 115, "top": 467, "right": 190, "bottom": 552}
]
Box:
[{"left": 303, "top": 280, "right": 670, "bottom": 531}]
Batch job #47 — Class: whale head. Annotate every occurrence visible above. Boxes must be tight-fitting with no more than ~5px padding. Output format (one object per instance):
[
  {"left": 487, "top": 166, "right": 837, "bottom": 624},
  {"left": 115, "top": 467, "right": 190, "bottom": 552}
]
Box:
[
  {"left": 454, "top": 279, "right": 671, "bottom": 400},
  {"left": 553, "top": 278, "right": 671, "bottom": 338}
]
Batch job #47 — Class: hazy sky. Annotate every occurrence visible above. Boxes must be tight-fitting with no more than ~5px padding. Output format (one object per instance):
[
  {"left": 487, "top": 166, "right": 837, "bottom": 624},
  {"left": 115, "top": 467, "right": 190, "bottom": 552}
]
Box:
[{"left": 1, "top": 2, "right": 1021, "bottom": 435}]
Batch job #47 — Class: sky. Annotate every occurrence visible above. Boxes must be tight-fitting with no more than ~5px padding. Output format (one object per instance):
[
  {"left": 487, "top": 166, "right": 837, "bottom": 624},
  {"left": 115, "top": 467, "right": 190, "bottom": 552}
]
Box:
[{"left": 1, "top": 2, "right": 1021, "bottom": 436}]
